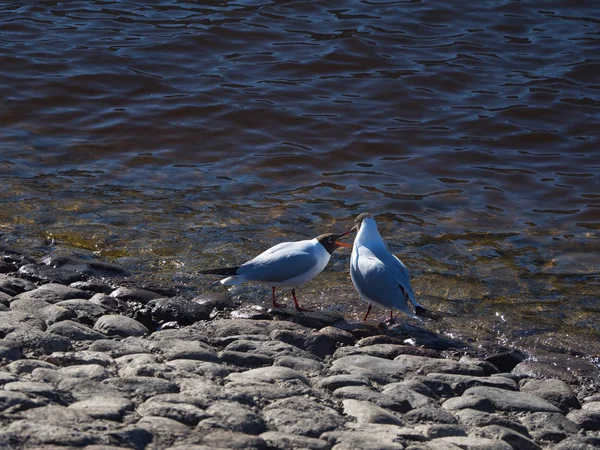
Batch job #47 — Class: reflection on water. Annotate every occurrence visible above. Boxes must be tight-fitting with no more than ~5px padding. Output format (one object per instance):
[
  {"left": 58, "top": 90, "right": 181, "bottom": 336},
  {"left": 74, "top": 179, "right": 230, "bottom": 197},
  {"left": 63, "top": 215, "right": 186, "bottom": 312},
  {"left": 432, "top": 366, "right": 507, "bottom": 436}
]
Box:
[{"left": 0, "top": 1, "right": 599, "bottom": 357}]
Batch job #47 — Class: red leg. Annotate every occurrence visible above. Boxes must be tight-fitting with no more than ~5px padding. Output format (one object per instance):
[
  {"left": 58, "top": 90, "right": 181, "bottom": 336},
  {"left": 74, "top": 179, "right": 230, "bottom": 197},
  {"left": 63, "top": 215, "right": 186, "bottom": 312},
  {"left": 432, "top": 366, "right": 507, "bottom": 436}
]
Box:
[
  {"left": 292, "top": 288, "right": 313, "bottom": 312},
  {"left": 362, "top": 304, "right": 372, "bottom": 321},
  {"left": 271, "top": 287, "right": 284, "bottom": 308}
]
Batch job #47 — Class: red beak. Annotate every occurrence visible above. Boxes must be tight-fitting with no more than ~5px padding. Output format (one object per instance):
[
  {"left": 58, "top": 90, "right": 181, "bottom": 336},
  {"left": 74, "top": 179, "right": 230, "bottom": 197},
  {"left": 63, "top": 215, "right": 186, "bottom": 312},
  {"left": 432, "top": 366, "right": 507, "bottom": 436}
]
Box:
[{"left": 335, "top": 229, "right": 354, "bottom": 247}]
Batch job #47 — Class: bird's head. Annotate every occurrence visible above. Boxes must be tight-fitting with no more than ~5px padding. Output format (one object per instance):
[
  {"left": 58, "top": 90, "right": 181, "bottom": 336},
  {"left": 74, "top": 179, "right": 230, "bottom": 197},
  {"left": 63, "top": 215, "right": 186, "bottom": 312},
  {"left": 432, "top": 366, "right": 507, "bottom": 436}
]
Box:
[
  {"left": 351, "top": 212, "right": 374, "bottom": 232},
  {"left": 316, "top": 231, "right": 353, "bottom": 254}
]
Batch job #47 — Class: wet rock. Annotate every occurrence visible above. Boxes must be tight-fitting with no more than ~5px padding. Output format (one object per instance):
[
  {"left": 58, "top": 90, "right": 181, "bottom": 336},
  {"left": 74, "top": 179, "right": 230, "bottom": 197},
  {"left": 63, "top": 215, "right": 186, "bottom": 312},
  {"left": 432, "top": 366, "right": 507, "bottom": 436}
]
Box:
[
  {"left": 512, "top": 361, "right": 579, "bottom": 384},
  {"left": 394, "top": 354, "right": 485, "bottom": 376},
  {"left": 0, "top": 274, "right": 36, "bottom": 296},
  {"left": 94, "top": 314, "right": 150, "bottom": 337},
  {"left": 519, "top": 411, "right": 580, "bottom": 442},
  {"left": 47, "top": 320, "right": 106, "bottom": 341},
  {"left": 191, "top": 292, "right": 234, "bottom": 311},
  {"left": 209, "top": 318, "right": 307, "bottom": 339},
  {"left": 342, "top": 399, "right": 403, "bottom": 425},
  {"left": 329, "top": 355, "right": 407, "bottom": 384},
  {"left": 317, "top": 374, "right": 371, "bottom": 390},
  {"left": 138, "top": 399, "right": 209, "bottom": 426},
  {"left": 519, "top": 378, "right": 581, "bottom": 412},
  {"left": 5, "top": 327, "right": 72, "bottom": 354},
  {"left": 335, "top": 343, "right": 441, "bottom": 360},
  {"left": 89, "top": 293, "right": 121, "bottom": 310},
  {"left": 472, "top": 424, "right": 540, "bottom": 450},
  {"left": 43, "top": 254, "right": 128, "bottom": 278},
  {"left": 426, "top": 372, "right": 517, "bottom": 395},
  {"left": 263, "top": 396, "right": 344, "bottom": 437},
  {"left": 110, "top": 286, "right": 163, "bottom": 304},
  {"left": 404, "top": 406, "right": 458, "bottom": 425},
  {"left": 70, "top": 280, "right": 114, "bottom": 294},
  {"left": 484, "top": 349, "right": 528, "bottom": 373},
  {"left": 461, "top": 386, "right": 562, "bottom": 413},
  {"left": 333, "top": 385, "right": 412, "bottom": 413},
  {"left": 102, "top": 376, "right": 179, "bottom": 401},
  {"left": 148, "top": 296, "right": 211, "bottom": 325},
  {"left": 69, "top": 396, "right": 134, "bottom": 421},
  {"left": 0, "top": 339, "right": 22, "bottom": 362},
  {"left": 199, "top": 401, "right": 267, "bottom": 434},
  {"left": 259, "top": 431, "right": 331, "bottom": 450},
  {"left": 18, "top": 263, "right": 87, "bottom": 284}
]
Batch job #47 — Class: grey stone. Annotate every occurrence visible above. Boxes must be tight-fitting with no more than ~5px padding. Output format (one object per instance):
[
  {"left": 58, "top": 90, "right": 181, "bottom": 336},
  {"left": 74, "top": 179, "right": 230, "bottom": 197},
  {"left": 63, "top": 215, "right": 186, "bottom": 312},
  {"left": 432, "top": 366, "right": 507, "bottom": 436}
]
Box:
[
  {"left": 46, "top": 350, "right": 116, "bottom": 367},
  {"left": 318, "top": 325, "right": 356, "bottom": 346},
  {"left": 209, "top": 319, "right": 307, "bottom": 339},
  {"left": 110, "top": 286, "right": 163, "bottom": 304},
  {"left": 394, "top": 354, "right": 485, "bottom": 376},
  {"left": 553, "top": 436, "right": 600, "bottom": 450},
  {"left": 148, "top": 296, "right": 211, "bottom": 325},
  {"left": 0, "top": 371, "right": 18, "bottom": 385},
  {"left": 10, "top": 297, "right": 77, "bottom": 325},
  {"left": 0, "top": 274, "right": 36, "bottom": 295},
  {"left": 274, "top": 355, "right": 323, "bottom": 373},
  {"left": 166, "top": 359, "right": 231, "bottom": 379},
  {"left": 519, "top": 411, "right": 580, "bottom": 442},
  {"left": 47, "top": 320, "right": 106, "bottom": 341},
  {"left": 42, "top": 254, "right": 128, "bottom": 277},
  {"left": 88, "top": 338, "right": 150, "bottom": 357},
  {"left": 5, "top": 327, "right": 72, "bottom": 354},
  {"left": 405, "top": 406, "right": 458, "bottom": 425},
  {"left": 427, "top": 436, "right": 512, "bottom": 450},
  {"left": 334, "top": 343, "right": 440, "bottom": 360},
  {"left": 102, "top": 376, "right": 179, "bottom": 401},
  {"left": 69, "top": 395, "right": 134, "bottom": 420},
  {"left": 382, "top": 383, "right": 438, "bottom": 408},
  {"left": 455, "top": 409, "right": 530, "bottom": 436},
  {"left": 7, "top": 358, "right": 57, "bottom": 374},
  {"left": 318, "top": 374, "right": 371, "bottom": 390},
  {"left": 138, "top": 400, "right": 208, "bottom": 426},
  {"left": 58, "top": 377, "right": 124, "bottom": 401},
  {"left": 59, "top": 363, "right": 115, "bottom": 380},
  {"left": 485, "top": 349, "right": 527, "bottom": 373},
  {"left": 342, "top": 399, "right": 403, "bottom": 425},
  {"left": 260, "top": 431, "right": 331, "bottom": 450},
  {"left": 89, "top": 293, "right": 121, "bottom": 310},
  {"left": 191, "top": 292, "right": 233, "bottom": 311},
  {"left": 137, "top": 415, "right": 191, "bottom": 447},
  {"left": 322, "top": 424, "right": 421, "bottom": 450},
  {"left": 3, "top": 420, "right": 96, "bottom": 447},
  {"left": 119, "top": 362, "right": 173, "bottom": 378},
  {"left": 519, "top": 378, "right": 581, "bottom": 412},
  {"left": 103, "top": 426, "right": 153, "bottom": 450},
  {"left": 219, "top": 350, "right": 274, "bottom": 368},
  {"left": 226, "top": 366, "right": 309, "bottom": 386},
  {"left": 5, "top": 380, "right": 71, "bottom": 404},
  {"left": 55, "top": 298, "right": 107, "bottom": 322},
  {"left": 149, "top": 338, "right": 218, "bottom": 362},
  {"left": 94, "top": 314, "right": 150, "bottom": 337},
  {"left": 0, "top": 311, "right": 45, "bottom": 334},
  {"left": 200, "top": 401, "right": 266, "bottom": 435},
  {"left": 333, "top": 385, "right": 411, "bottom": 413},
  {"left": 16, "top": 282, "right": 90, "bottom": 303},
  {"left": 472, "top": 424, "right": 540, "bottom": 450},
  {"left": 329, "top": 355, "right": 407, "bottom": 383},
  {"left": 226, "top": 380, "right": 313, "bottom": 402},
  {"left": 20, "top": 404, "right": 94, "bottom": 424},
  {"left": 427, "top": 372, "right": 517, "bottom": 395},
  {"left": 199, "top": 430, "right": 268, "bottom": 450},
  {"left": 225, "top": 338, "right": 313, "bottom": 360},
  {"left": 419, "top": 424, "right": 467, "bottom": 439},
  {"left": 566, "top": 408, "right": 600, "bottom": 431},
  {"left": 70, "top": 280, "right": 114, "bottom": 294},
  {"left": 462, "top": 386, "right": 562, "bottom": 413},
  {"left": 0, "top": 390, "right": 43, "bottom": 413},
  {"left": 263, "top": 396, "right": 343, "bottom": 438},
  {"left": 442, "top": 396, "right": 495, "bottom": 413},
  {"left": 0, "top": 339, "right": 22, "bottom": 362}
]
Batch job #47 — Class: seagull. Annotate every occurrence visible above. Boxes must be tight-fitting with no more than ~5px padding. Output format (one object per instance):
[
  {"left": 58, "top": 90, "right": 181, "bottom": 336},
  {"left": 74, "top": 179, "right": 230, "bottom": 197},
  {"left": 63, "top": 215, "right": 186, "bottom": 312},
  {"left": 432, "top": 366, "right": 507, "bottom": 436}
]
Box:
[
  {"left": 200, "top": 231, "right": 352, "bottom": 311},
  {"left": 350, "top": 213, "right": 440, "bottom": 321}
]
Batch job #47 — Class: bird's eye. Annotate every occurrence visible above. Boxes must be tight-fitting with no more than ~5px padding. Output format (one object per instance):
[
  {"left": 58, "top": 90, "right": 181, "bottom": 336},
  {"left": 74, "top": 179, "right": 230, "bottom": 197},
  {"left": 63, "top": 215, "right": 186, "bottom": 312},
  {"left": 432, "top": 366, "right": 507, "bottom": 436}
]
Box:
[{"left": 328, "top": 237, "right": 334, "bottom": 243}]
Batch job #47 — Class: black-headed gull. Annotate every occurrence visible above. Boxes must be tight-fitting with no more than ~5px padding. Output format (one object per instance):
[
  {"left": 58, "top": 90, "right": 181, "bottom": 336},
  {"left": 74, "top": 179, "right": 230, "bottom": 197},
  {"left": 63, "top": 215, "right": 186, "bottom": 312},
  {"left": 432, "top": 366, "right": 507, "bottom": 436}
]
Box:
[
  {"left": 201, "top": 231, "right": 352, "bottom": 311},
  {"left": 350, "top": 212, "right": 438, "bottom": 321}
]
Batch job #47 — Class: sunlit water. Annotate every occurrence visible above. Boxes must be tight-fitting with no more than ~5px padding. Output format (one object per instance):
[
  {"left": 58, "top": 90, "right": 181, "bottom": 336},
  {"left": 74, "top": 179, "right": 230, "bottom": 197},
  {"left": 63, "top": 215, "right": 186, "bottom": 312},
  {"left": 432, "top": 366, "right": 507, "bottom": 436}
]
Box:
[{"left": 0, "top": 1, "right": 598, "bottom": 360}]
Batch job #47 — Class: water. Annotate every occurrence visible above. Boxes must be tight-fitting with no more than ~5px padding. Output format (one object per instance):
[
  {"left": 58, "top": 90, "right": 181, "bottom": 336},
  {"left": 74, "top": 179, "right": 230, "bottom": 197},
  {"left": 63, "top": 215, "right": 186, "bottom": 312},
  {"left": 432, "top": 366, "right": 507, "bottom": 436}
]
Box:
[{"left": 1, "top": 1, "right": 599, "bottom": 358}]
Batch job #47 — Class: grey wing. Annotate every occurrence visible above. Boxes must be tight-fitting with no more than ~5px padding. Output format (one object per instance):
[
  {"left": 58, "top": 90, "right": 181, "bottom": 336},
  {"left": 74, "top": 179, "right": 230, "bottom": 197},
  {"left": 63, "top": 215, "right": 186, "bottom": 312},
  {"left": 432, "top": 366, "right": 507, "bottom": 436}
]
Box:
[
  {"left": 352, "top": 248, "right": 418, "bottom": 316},
  {"left": 239, "top": 244, "right": 319, "bottom": 283}
]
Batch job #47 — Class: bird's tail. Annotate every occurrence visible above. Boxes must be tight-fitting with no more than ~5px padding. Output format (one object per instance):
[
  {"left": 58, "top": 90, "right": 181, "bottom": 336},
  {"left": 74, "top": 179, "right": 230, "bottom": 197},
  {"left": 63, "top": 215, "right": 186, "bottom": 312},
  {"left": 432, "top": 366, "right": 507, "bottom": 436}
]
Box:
[
  {"left": 199, "top": 267, "right": 240, "bottom": 276},
  {"left": 415, "top": 305, "right": 444, "bottom": 321}
]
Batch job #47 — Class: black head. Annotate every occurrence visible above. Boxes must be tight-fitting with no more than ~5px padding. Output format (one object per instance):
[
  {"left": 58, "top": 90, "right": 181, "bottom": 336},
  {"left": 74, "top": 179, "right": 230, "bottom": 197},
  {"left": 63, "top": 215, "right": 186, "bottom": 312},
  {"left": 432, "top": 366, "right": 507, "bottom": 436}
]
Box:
[
  {"left": 316, "top": 232, "right": 352, "bottom": 255},
  {"left": 352, "top": 212, "right": 374, "bottom": 231}
]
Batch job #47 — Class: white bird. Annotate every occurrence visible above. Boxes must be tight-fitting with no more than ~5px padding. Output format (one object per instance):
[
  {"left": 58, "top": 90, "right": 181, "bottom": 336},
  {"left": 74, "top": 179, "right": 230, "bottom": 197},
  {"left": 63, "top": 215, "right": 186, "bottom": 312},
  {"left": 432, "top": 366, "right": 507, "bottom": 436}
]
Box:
[
  {"left": 350, "top": 213, "right": 438, "bottom": 321},
  {"left": 200, "top": 231, "right": 352, "bottom": 311}
]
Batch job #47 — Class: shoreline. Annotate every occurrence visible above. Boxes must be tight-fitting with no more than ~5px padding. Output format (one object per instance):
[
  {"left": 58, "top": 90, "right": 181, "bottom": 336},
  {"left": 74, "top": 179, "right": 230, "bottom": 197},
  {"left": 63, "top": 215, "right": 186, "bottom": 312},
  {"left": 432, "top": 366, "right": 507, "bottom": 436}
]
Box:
[{"left": 0, "top": 246, "right": 599, "bottom": 449}]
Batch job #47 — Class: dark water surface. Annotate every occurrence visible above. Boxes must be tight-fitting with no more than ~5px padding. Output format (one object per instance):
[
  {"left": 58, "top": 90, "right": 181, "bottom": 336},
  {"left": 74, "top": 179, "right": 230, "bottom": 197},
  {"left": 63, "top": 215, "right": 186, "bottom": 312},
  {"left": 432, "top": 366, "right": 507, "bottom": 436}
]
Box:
[{"left": 1, "top": 1, "right": 599, "bottom": 359}]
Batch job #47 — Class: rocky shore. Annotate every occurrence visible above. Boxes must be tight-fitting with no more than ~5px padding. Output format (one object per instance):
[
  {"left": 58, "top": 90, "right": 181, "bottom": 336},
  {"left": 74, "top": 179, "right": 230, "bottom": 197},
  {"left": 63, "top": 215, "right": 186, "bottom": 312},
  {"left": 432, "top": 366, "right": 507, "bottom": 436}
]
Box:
[{"left": 0, "top": 248, "right": 599, "bottom": 450}]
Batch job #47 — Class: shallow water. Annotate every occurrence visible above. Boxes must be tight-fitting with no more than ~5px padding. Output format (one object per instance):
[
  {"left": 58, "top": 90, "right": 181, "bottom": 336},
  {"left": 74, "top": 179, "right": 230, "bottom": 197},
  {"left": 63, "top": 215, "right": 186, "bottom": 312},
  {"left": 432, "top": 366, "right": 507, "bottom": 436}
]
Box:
[{"left": 0, "top": 1, "right": 599, "bottom": 357}]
